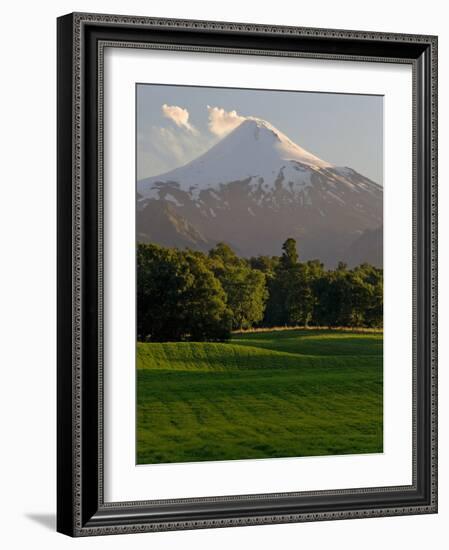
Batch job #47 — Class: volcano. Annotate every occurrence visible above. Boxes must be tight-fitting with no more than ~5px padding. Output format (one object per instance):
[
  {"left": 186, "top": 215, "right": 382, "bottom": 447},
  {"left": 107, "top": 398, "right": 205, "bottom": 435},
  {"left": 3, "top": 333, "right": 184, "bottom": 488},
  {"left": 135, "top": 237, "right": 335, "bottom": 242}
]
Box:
[{"left": 137, "top": 117, "right": 383, "bottom": 267}]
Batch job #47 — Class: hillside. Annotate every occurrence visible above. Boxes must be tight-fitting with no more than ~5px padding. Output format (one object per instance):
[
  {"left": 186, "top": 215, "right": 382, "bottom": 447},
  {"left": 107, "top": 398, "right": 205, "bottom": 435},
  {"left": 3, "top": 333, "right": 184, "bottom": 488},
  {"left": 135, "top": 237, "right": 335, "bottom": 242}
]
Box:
[
  {"left": 137, "top": 117, "right": 383, "bottom": 267},
  {"left": 136, "top": 329, "right": 383, "bottom": 464}
]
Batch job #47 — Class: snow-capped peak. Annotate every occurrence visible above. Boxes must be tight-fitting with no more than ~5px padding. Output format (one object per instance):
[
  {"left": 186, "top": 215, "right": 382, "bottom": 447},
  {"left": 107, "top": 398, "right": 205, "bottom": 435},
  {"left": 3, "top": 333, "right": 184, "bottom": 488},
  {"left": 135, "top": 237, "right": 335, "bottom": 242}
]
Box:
[
  {"left": 236, "top": 117, "right": 332, "bottom": 169},
  {"left": 138, "top": 116, "right": 333, "bottom": 198}
]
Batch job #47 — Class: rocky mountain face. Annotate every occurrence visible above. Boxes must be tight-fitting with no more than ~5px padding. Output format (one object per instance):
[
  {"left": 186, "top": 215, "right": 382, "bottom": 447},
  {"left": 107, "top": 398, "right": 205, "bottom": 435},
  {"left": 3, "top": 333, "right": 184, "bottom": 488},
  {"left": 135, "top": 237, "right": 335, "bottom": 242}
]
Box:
[{"left": 137, "top": 117, "right": 383, "bottom": 267}]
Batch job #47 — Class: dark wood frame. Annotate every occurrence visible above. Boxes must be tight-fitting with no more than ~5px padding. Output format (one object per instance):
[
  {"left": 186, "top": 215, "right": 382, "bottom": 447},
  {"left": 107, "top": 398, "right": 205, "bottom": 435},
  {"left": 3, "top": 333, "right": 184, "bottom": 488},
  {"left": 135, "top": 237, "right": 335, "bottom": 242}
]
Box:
[{"left": 57, "top": 12, "right": 438, "bottom": 537}]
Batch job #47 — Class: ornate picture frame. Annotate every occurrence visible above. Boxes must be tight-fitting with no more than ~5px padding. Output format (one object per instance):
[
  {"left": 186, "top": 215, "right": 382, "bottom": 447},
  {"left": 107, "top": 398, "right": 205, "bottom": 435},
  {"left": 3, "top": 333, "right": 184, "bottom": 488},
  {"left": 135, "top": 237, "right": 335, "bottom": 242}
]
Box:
[{"left": 57, "top": 12, "right": 437, "bottom": 536}]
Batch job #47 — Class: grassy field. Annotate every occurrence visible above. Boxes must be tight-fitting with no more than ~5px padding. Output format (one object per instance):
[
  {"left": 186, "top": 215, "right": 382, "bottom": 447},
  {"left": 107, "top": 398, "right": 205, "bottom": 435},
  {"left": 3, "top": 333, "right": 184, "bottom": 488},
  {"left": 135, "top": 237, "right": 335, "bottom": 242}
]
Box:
[{"left": 136, "top": 329, "right": 383, "bottom": 464}]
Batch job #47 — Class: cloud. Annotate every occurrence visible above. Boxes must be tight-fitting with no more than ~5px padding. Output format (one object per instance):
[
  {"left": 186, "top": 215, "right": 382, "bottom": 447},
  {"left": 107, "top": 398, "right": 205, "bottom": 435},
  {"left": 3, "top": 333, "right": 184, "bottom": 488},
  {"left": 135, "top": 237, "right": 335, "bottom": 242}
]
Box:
[
  {"left": 152, "top": 127, "right": 188, "bottom": 163},
  {"left": 207, "top": 106, "right": 246, "bottom": 136},
  {"left": 162, "top": 104, "right": 197, "bottom": 133},
  {"left": 138, "top": 105, "right": 248, "bottom": 179},
  {"left": 137, "top": 125, "right": 214, "bottom": 179}
]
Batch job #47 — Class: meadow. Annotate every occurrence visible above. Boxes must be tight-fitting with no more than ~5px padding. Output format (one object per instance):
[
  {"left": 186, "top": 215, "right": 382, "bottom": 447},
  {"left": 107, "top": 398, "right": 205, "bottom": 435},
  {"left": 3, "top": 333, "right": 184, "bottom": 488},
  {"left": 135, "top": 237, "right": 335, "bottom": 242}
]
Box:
[{"left": 136, "top": 329, "right": 383, "bottom": 464}]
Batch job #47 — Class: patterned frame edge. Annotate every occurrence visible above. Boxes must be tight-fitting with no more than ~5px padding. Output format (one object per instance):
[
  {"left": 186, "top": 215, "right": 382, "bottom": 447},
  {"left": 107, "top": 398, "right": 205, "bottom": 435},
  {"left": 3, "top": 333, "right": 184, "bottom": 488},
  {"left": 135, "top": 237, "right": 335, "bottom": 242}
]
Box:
[{"left": 57, "top": 12, "right": 438, "bottom": 537}]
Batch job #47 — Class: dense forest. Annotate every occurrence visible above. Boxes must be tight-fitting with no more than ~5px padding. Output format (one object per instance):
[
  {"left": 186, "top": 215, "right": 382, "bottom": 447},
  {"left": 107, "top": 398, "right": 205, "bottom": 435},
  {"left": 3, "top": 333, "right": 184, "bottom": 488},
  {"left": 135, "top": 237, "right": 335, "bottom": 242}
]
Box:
[{"left": 137, "top": 238, "right": 383, "bottom": 342}]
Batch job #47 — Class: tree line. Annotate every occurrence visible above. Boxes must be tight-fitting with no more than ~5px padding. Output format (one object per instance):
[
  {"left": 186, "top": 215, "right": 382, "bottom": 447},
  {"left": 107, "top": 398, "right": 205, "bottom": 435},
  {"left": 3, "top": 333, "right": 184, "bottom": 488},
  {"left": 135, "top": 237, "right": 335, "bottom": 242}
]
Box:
[{"left": 137, "top": 238, "right": 383, "bottom": 342}]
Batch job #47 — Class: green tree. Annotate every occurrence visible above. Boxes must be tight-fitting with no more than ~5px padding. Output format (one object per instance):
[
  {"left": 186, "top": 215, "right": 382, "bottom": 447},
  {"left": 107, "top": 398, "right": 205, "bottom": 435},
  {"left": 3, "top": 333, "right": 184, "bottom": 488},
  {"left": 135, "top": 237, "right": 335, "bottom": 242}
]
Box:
[
  {"left": 265, "top": 238, "right": 314, "bottom": 326},
  {"left": 314, "top": 269, "right": 354, "bottom": 327},
  {"left": 352, "top": 263, "right": 383, "bottom": 327},
  {"left": 249, "top": 255, "right": 280, "bottom": 277},
  {"left": 137, "top": 243, "right": 190, "bottom": 341},
  {"left": 285, "top": 263, "right": 315, "bottom": 326},
  {"left": 182, "top": 251, "right": 233, "bottom": 340},
  {"left": 208, "top": 243, "right": 268, "bottom": 330},
  {"left": 208, "top": 242, "right": 241, "bottom": 267},
  {"left": 137, "top": 239, "right": 383, "bottom": 338},
  {"left": 280, "top": 237, "right": 299, "bottom": 268},
  {"left": 137, "top": 243, "right": 231, "bottom": 341},
  {"left": 312, "top": 264, "right": 383, "bottom": 328}
]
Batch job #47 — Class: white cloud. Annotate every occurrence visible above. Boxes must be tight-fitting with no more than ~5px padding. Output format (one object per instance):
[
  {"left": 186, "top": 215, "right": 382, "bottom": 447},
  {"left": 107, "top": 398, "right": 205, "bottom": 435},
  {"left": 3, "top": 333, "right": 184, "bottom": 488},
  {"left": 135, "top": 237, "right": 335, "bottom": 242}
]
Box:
[
  {"left": 138, "top": 105, "right": 249, "bottom": 179},
  {"left": 138, "top": 125, "right": 214, "bottom": 179},
  {"left": 162, "top": 104, "right": 197, "bottom": 134},
  {"left": 207, "top": 106, "right": 246, "bottom": 136},
  {"left": 153, "top": 127, "right": 187, "bottom": 163}
]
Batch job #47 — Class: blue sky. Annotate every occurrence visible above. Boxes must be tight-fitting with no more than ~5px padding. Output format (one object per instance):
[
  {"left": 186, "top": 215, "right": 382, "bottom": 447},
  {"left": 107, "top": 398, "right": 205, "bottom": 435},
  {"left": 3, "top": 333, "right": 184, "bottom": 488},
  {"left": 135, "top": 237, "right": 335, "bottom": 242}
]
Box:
[{"left": 137, "top": 84, "right": 383, "bottom": 184}]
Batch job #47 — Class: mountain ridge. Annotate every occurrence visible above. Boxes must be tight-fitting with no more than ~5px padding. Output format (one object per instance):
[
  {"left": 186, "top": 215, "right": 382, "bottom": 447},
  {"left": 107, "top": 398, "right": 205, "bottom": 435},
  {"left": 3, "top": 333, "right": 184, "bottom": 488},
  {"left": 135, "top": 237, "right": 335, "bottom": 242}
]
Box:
[{"left": 137, "top": 116, "right": 383, "bottom": 267}]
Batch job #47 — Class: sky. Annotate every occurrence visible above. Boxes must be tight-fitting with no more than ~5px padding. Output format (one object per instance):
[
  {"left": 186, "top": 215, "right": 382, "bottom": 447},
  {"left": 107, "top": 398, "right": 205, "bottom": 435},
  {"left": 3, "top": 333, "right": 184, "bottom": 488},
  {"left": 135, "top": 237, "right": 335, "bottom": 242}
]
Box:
[{"left": 136, "top": 84, "right": 383, "bottom": 184}]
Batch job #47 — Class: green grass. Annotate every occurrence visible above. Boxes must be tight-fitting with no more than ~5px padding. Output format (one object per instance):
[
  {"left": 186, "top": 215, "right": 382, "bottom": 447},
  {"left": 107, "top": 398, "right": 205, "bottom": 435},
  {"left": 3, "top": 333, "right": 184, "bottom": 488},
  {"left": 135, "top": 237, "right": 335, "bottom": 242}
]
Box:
[{"left": 136, "top": 329, "right": 383, "bottom": 464}]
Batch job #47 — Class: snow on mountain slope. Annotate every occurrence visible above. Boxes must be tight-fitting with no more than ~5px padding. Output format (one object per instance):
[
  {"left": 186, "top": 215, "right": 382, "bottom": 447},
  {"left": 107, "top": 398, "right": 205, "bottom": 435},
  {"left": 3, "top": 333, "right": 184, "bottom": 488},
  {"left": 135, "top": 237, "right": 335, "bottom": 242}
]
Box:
[
  {"left": 136, "top": 116, "right": 383, "bottom": 267},
  {"left": 138, "top": 118, "right": 333, "bottom": 199}
]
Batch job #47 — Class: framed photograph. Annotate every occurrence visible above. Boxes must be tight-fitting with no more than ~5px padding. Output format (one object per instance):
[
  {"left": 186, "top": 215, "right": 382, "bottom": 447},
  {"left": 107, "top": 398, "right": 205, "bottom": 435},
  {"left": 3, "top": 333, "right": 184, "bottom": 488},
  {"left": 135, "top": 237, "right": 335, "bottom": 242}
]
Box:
[{"left": 57, "top": 12, "right": 438, "bottom": 536}]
